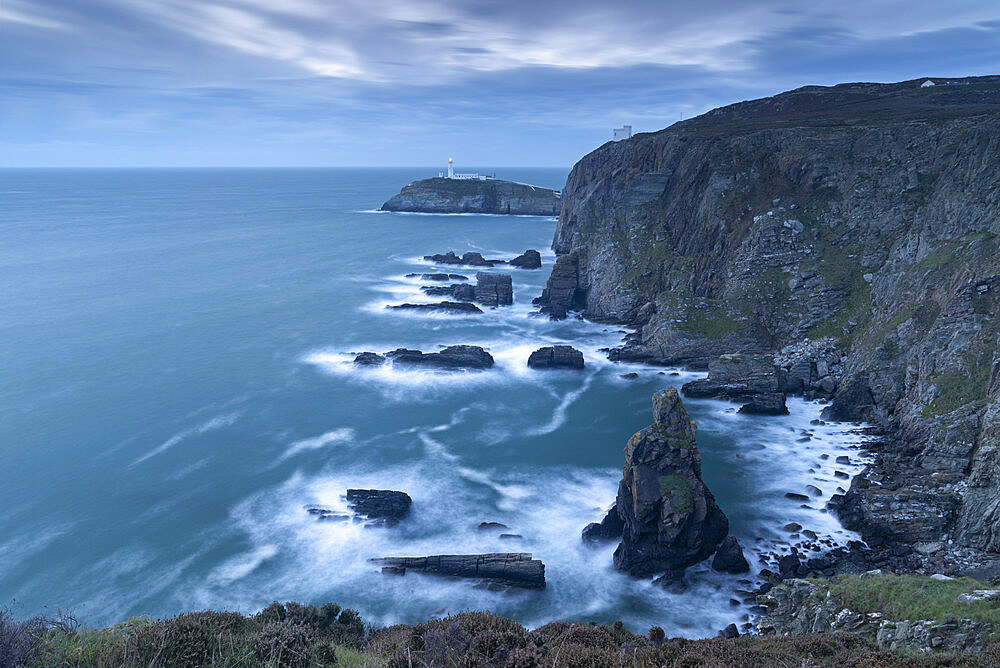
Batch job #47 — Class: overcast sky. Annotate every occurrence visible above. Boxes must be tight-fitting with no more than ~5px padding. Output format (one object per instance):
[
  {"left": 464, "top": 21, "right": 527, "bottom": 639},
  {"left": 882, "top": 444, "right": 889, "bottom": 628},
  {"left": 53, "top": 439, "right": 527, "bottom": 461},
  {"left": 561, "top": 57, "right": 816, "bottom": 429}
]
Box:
[{"left": 2, "top": 0, "right": 999, "bottom": 167}]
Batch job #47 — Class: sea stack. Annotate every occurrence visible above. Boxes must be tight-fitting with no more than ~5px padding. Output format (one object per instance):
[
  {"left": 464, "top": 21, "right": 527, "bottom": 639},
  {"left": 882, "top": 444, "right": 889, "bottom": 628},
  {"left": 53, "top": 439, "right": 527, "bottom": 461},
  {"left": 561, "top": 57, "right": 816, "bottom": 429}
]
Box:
[{"left": 611, "top": 387, "right": 729, "bottom": 577}]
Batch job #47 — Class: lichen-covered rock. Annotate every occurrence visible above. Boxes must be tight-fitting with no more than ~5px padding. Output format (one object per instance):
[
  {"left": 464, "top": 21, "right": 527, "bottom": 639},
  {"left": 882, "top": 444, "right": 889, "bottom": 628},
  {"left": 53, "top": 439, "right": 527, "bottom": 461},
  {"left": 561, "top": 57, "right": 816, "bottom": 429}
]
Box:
[
  {"left": 474, "top": 272, "right": 513, "bottom": 306},
  {"left": 612, "top": 387, "right": 729, "bottom": 576},
  {"left": 382, "top": 177, "right": 560, "bottom": 215},
  {"left": 527, "top": 345, "right": 585, "bottom": 370}
]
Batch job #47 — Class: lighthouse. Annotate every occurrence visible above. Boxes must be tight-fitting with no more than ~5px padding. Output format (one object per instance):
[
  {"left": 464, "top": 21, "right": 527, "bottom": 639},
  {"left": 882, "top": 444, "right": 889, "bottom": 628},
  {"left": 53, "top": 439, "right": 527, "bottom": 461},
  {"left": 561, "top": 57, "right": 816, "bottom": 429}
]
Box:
[{"left": 447, "top": 156, "right": 454, "bottom": 179}]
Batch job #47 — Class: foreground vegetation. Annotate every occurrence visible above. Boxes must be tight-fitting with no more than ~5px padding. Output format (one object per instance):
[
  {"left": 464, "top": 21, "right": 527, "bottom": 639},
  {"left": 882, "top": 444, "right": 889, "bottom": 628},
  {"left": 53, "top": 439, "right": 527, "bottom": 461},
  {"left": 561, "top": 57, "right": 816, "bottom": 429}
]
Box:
[{"left": 6, "top": 596, "right": 1000, "bottom": 667}]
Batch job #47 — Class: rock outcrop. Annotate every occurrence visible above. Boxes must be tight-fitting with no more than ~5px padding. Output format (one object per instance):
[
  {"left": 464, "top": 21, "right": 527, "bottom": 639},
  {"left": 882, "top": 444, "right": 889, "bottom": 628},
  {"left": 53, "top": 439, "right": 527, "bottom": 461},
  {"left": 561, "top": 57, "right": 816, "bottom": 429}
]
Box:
[
  {"left": 544, "top": 76, "right": 1000, "bottom": 563},
  {"left": 755, "top": 578, "right": 992, "bottom": 653},
  {"left": 371, "top": 553, "right": 545, "bottom": 589},
  {"left": 346, "top": 489, "right": 412, "bottom": 526},
  {"left": 611, "top": 388, "right": 729, "bottom": 576},
  {"left": 509, "top": 249, "right": 543, "bottom": 269},
  {"left": 421, "top": 283, "right": 476, "bottom": 301},
  {"left": 382, "top": 177, "right": 560, "bottom": 215},
  {"left": 473, "top": 272, "right": 513, "bottom": 306},
  {"left": 533, "top": 252, "right": 585, "bottom": 318},
  {"left": 424, "top": 251, "right": 496, "bottom": 267},
  {"left": 527, "top": 345, "right": 585, "bottom": 370},
  {"left": 712, "top": 535, "right": 750, "bottom": 573}
]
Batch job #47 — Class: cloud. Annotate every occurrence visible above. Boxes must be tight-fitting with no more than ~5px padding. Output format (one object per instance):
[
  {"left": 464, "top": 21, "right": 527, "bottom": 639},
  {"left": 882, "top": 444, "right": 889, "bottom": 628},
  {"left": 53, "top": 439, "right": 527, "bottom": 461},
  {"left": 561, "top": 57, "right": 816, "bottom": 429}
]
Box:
[{"left": 1, "top": 0, "right": 998, "bottom": 166}]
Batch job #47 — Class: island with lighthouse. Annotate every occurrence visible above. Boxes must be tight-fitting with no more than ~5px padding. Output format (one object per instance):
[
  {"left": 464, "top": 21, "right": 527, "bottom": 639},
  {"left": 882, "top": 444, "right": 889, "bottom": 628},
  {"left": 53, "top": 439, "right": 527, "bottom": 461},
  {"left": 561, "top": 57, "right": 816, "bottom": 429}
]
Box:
[{"left": 380, "top": 157, "right": 561, "bottom": 216}]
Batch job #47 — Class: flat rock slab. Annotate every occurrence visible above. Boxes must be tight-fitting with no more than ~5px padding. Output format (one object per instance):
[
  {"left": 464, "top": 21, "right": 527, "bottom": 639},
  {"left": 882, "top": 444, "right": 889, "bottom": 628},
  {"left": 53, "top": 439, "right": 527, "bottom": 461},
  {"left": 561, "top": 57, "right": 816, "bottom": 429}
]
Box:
[
  {"left": 371, "top": 553, "right": 545, "bottom": 589},
  {"left": 386, "top": 301, "right": 482, "bottom": 313},
  {"left": 385, "top": 345, "right": 494, "bottom": 369}
]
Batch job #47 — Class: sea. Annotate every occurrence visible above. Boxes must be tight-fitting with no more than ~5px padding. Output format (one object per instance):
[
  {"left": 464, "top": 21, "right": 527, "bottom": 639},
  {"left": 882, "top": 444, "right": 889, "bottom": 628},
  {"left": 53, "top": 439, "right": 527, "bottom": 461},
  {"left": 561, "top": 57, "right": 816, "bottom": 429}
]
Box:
[{"left": 0, "top": 168, "right": 870, "bottom": 637}]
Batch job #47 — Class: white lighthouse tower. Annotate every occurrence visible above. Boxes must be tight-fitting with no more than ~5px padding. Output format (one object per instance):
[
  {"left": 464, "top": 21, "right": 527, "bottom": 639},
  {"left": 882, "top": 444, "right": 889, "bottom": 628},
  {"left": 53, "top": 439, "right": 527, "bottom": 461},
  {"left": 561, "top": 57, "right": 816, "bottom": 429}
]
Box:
[{"left": 447, "top": 156, "right": 454, "bottom": 179}]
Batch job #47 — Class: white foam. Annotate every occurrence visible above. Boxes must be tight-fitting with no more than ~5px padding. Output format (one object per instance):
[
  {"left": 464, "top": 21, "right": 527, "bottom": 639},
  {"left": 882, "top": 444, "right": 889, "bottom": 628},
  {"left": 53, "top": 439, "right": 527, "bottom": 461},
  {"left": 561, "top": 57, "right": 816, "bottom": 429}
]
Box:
[
  {"left": 132, "top": 411, "right": 241, "bottom": 465},
  {"left": 283, "top": 428, "right": 357, "bottom": 460}
]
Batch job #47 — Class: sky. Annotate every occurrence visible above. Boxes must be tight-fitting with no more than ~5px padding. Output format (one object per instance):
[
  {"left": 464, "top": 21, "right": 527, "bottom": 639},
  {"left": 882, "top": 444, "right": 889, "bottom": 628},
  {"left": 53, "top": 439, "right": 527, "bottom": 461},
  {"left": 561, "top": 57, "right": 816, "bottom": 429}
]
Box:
[{"left": 1, "top": 0, "right": 999, "bottom": 167}]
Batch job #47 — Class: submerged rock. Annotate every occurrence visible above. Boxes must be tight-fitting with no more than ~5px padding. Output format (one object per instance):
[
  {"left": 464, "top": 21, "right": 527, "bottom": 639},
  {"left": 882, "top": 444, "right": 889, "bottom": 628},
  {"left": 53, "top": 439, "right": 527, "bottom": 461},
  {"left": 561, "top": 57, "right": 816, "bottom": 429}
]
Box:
[
  {"left": 474, "top": 272, "right": 513, "bottom": 306},
  {"left": 370, "top": 553, "right": 545, "bottom": 589},
  {"left": 509, "top": 249, "right": 542, "bottom": 269},
  {"left": 612, "top": 387, "right": 729, "bottom": 576},
  {"left": 527, "top": 345, "right": 585, "bottom": 369},
  {"left": 421, "top": 284, "right": 476, "bottom": 301},
  {"left": 386, "top": 301, "right": 483, "bottom": 313},
  {"left": 385, "top": 345, "right": 494, "bottom": 370},
  {"left": 345, "top": 489, "right": 412, "bottom": 526}
]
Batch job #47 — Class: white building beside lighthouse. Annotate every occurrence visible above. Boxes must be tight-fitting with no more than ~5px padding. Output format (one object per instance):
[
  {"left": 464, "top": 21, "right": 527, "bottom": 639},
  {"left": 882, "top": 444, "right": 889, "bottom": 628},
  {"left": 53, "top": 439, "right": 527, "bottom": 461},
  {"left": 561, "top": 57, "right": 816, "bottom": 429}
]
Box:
[{"left": 438, "top": 157, "right": 488, "bottom": 180}]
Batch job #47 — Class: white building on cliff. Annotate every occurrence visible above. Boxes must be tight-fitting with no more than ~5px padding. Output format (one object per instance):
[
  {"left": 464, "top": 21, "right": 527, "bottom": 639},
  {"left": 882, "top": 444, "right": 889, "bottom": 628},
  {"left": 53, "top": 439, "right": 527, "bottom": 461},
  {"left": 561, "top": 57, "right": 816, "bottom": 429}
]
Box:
[
  {"left": 438, "top": 157, "right": 490, "bottom": 180},
  {"left": 613, "top": 125, "right": 632, "bottom": 141}
]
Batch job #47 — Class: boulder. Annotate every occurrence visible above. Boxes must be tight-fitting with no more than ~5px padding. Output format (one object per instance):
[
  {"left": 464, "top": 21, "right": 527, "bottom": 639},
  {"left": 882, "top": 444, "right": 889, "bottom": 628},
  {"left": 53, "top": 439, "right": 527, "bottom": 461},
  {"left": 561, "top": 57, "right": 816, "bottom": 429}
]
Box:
[
  {"left": 423, "top": 251, "right": 462, "bottom": 265},
  {"left": 385, "top": 345, "right": 494, "bottom": 369},
  {"left": 345, "top": 489, "right": 412, "bottom": 526},
  {"left": 386, "top": 301, "right": 482, "bottom": 313},
  {"left": 533, "top": 252, "right": 585, "bottom": 319},
  {"left": 612, "top": 388, "right": 729, "bottom": 576},
  {"left": 527, "top": 345, "right": 585, "bottom": 369},
  {"left": 738, "top": 393, "right": 789, "bottom": 415},
  {"left": 370, "top": 553, "right": 545, "bottom": 589},
  {"left": 474, "top": 272, "right": 513, "bottom": 306},
  {"left": 509, "top": 249, "right": 542, "bottom": 269},
  {"left": 353, "top": 352, "right": 386, "bottom": 365},
  {"left": 712, "top": 536, "right": 750, "bottom": 573}
]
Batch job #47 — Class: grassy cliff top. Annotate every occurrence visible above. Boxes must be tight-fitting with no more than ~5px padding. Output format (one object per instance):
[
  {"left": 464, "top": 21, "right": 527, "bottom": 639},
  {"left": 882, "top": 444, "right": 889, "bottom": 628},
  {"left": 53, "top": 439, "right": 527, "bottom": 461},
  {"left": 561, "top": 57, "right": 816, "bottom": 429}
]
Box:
[
  {"left": 654, "top": 75, "right": 1000, "bottom": 138},
  {"left": 404, "top": 177, "right": 559, "bottom": 196}
]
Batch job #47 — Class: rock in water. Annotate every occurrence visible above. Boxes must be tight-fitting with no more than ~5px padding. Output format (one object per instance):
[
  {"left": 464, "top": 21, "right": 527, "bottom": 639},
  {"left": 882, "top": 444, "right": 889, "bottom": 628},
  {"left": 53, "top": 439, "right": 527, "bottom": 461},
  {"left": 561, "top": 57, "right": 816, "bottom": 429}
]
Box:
[
  {"left": 612, "top": 387, "right": 729, "bottom": 576},
  {"left": 421, "top": 284, "right": 476, "bottom": 301},
  {"left": 527, "top": 345, "right": 585, "bottom": 369},
  {"left": 345, "top": 489, "right": 412, "bottom": 526},
  {"left": 385, "top": 345, "right": 494, "bottom": 369},
  {"left": 370, "top": 553, "right": 545, "bottom": 589},
  {"left": 682, "top": 354, "right": 787, "bottom": 402},
  {"left": 712, "top": 536, "right": 750, "bottom": 573},
  {"left": 386, "top": 301, "right": 483, "bottom": 313},
  {"left": 353, "top": 352, "right": 386, "bottom": 365},
  {"left": 474, "top": 272, "right": 513, "bottom": 306},
  {"left": 738, "top": 392, "right": 789, "bottom": 415},
  {"left": 582, "top": 506, "right": 624, "bottom": 543},
  {"left": 533, "top": 252, "right": 585, "bottom": 319},
  {"left": 509, "top": 249, "right": 542, "bottom": 269}
]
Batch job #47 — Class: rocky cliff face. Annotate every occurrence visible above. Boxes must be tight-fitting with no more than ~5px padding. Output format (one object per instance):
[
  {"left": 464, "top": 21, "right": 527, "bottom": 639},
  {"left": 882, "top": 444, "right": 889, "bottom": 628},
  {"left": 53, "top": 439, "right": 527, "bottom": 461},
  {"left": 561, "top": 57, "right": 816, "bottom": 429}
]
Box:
[
  {"left": 547, "top": 77, "right": 1000, "bottom": 560},
  {"left": 381, "top": 177, "right": 560, "bottom": 215}
]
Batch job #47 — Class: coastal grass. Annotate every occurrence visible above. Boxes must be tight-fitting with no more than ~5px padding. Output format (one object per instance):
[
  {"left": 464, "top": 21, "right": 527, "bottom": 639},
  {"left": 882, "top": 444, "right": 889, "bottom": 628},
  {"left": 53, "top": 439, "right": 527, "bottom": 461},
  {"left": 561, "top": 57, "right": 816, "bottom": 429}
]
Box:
[
  {"left": 817, "top": 574, "right": 1000, "bottom": 627},
  {"left": 14, "top": 600, "right": 1000, "bottom": 667}
]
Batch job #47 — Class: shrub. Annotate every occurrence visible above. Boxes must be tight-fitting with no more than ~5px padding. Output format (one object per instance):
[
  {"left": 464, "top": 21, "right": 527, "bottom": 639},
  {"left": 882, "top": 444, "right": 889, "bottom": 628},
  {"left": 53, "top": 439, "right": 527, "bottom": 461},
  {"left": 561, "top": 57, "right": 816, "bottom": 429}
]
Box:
[
  {"left": 251, "top": 620, "right": 315, "bottom": 667},
  {"left": 0, "top": 607, "right": 60, "bottom": 668}
]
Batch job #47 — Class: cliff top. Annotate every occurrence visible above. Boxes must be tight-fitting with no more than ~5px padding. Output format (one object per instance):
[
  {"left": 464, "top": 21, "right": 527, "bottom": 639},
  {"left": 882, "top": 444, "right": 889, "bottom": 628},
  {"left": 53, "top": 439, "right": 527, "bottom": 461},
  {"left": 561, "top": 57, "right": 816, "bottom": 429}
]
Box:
[
  {"left": 652, "top": 75, "right": 1000, "bottom": 139},
  {"left": 400, "top": 177, "right": 559, "bottom": 195}
]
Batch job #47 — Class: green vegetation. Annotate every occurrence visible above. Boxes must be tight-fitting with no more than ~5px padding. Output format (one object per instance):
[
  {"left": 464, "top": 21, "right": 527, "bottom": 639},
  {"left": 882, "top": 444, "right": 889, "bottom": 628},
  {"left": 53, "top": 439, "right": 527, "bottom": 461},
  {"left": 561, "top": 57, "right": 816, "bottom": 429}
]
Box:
[
  {"left": 818, "top": 575, "right": 1000, "bottom": 629},
  {"left": 659, "top": 475, "right": 694, "bottom": 514},
  {"left": 15, "top": 603, "right": 1000, "bottom": 667},
  {"left": 921, "top": 347, "right": 993, "bottom": 417}
]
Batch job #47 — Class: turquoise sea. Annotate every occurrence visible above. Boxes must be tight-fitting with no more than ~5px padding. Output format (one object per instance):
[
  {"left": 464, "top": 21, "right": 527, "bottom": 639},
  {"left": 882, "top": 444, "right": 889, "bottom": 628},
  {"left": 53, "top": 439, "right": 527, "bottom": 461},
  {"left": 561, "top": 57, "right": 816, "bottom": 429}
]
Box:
[{"left": 0, "top": 168, "right": 868, "bottom": 636}]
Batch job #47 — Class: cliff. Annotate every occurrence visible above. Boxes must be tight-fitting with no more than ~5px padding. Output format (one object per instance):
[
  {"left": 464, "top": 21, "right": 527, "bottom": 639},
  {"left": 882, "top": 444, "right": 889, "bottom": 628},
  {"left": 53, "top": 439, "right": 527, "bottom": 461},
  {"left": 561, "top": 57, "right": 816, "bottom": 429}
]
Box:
[
  {"left": 545, "top": 76, "right": 1000, "bottom": 563},
  {"left": 381, "top": 177, "right": 560, "bottom": 215}
]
